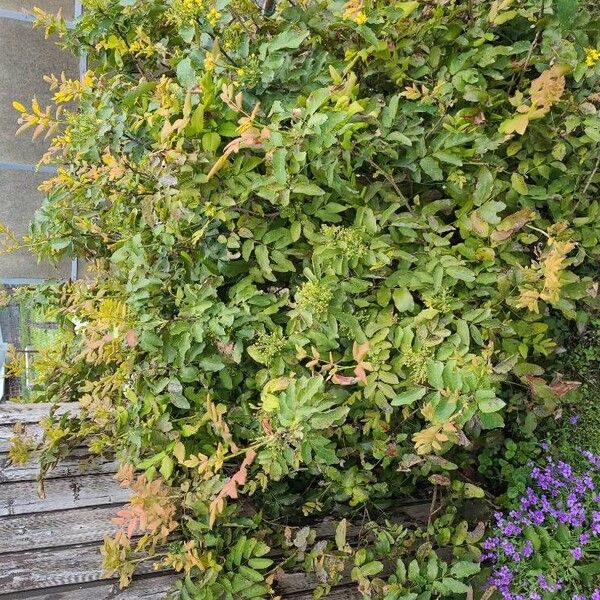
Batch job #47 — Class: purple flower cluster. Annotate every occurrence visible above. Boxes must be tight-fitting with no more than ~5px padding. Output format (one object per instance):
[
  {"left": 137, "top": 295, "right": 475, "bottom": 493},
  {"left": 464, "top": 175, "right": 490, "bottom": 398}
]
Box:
[{"left": 484, "top": 451, "right": 600, "bottom": 599}]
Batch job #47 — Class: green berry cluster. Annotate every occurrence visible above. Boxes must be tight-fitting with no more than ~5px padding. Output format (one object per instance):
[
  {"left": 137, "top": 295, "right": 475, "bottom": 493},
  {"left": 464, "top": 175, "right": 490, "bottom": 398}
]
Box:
[
  {"left": 398, "top": 346, "right": 433, "bottom": 384},
  {"left": 321, "top": 225, "right": 367, "bottom": 260},
  {"left": 250, "top": 331, "right": 285, "bottom": 365},
  {"left": 296, "top": 280, "right": 333, "bottom": 319}
]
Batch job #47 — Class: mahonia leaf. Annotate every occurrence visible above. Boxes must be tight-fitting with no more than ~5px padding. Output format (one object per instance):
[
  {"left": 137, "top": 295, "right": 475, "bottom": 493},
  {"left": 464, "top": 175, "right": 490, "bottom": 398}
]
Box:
[{"left": 530, "top": 65, "right": 567, "bottom": 109}]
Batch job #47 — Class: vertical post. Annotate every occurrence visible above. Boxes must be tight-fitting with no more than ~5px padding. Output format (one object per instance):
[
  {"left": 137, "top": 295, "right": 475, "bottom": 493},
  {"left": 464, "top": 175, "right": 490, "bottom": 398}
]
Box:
[{"left": 254, "top": 0, "right": 277, "bottom": 16}]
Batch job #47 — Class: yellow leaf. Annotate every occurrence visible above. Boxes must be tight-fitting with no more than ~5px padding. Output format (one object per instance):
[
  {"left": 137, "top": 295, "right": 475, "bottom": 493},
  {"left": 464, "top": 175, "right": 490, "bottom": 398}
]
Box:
[
  {"left": 12, "top": 101, "right": 26, "bottom": 113},
  {"left": 499, "top": 113, "right": 530, "bottom": 135},
  {"left": 31, "top": 97, "right": 43, "bottom": 117},
  {"left": 490, "top": 208, "right": 536, "bottom": 243},
  {"left": 530, "top": 65, "right": 566, "bottom": 109},
  {"left": 469, "top": 211, "right": 490, "bottom": 237},
  {"left": 515, "top": 289, "right": 540, "bottom": 313},
  {"left": 173, "top": 441, "right": 186, "bottom": 463},
  {"left": 207, "top": 154, "right": 228, "bottom": 180}
]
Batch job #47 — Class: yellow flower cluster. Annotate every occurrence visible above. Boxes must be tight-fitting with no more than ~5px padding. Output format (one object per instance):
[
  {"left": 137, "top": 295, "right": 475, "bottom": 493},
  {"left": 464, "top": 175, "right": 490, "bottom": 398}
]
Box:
[
  {"left": 234, "top": 54, "right": 261, "bottom": 89},
  {"left": 128, "top": 26, "right": 155, "bottom": 58},
  {"left": 354, "top": 10, "right": 367, "bottom": 24},
  {"left": 222, "top": 23, "right": 243, "bottom": 51},
  {"left": 166, "top": 0, "right": 205, "bottom": 27},
  {"left": 342, "top": 0, "right": 367, "bottom": 24},
  {"left": 249, "top": 331, "right": 285, "bottom": 365},
  {"left": 204, "top": 53, "right": 216, "bottom": 72},
  {"left": 206, "top": 7, "right": 221, "bottom": 26},
  {"left": 165, "top": 0, "right": 221, "bottom": 28},
  {"left": 398, "top": 346, "right": 433, "bottom": 384},
  {"left": 586, "top": 48, "right": 600, "bottom": 68}
]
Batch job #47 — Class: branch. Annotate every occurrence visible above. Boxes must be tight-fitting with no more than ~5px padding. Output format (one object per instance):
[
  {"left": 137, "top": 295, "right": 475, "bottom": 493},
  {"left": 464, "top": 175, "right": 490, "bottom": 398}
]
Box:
[
  {"left": 365, "top": 158, "right": 412, "bottom": 211},
  {"left": 582, "top": 153, "right": 600, "bottom": 197}
]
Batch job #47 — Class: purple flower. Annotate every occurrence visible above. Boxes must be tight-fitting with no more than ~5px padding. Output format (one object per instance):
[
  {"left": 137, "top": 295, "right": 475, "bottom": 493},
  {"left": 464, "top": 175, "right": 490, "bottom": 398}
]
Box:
[
  {"left": 485, "top": 455, "right": 600, "bottom": 598},
  {"left": 570, "top": 415, "right": 580, "bottom": 425},
  {"left": 501, "top": 522, "right": 522, "bottom": 536},
  {"left": 538, "top": 575, "right": 550, "bottom": 591}
]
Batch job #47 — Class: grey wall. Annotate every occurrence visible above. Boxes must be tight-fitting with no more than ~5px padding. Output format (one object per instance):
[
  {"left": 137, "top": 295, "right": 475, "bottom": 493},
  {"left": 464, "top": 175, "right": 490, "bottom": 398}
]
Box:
[{"left": 0, "top": 2, "right": 79, "bottom": 282}]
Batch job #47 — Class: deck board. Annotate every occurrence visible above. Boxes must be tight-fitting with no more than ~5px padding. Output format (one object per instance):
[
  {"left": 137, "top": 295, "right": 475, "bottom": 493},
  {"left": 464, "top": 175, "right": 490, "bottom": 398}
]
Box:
[
  {"left": 0, "top": 472, "right": 130, "bottom": 515},
  {"left": 0, "top": 542, "right": 158, "bottom": 593},
  {"left": 0, "top": 449, "right": 118, "bottom": 482},
  {"left": 0, "top": 540, "right": 362, "bottom": 597},
  {"left": 0, "top": 422, "right": 44, "bottom": 452},
  {"left": 6, "top": 577, "right": 361, "bottom": 600},
  {"left": 0, "top": 402, "right": 78, "bottom": 424},
  {"left": 6, "top": 574, "right": 179, "bottom": 600},
  {"left": 0, "top": 505, "right": 121, "bottom": 553}
]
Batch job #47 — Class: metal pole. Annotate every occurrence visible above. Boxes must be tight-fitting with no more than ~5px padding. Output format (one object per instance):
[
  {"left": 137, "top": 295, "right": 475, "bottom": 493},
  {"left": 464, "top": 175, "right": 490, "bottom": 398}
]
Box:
[{"left": 254, "top": 0, "right": 277, "bottom": 16}]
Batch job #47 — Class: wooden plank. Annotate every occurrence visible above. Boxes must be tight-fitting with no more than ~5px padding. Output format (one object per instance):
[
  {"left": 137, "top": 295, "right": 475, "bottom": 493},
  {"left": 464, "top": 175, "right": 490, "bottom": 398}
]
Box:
[
  {"left": 0, "top": 422, "right": 44, "bottom": 452},
  {"left": 398, "top": 500, "right": 431, "bottom": 524},
  {"left": 5, "top": 574, "right": 179, "bottom": 599},
  {"left": 0, "top": 540, "right": 362, "bottom": 597},
  {"left": 276, "top": 570, "right": 361, "bottom": 596},
  {"left": 0, "top": 449, "right": 117, "bottom": 483},
  {"left": 0, "top": 509, "right": 429, "bottom": 583},
  {"left": 0, "top": 505, "right": 121, "bottom": 553},
  {"left": 0, "top": 543, "right": 102, "bottom": 593},
  {"left": 0, "top": 543, "right": 159, "bottom": 595},
  {"left": 0, "top": 402, "right": 78, "bottom": 425},
  {"left": 0, "top": 473, "right": 129, "bottom": 516},
  {"left": 13, "top": 579, "right": 361, "bottom": 600},
  {"left": 294, "top": 586, "right": 361, "bottom": 599}
]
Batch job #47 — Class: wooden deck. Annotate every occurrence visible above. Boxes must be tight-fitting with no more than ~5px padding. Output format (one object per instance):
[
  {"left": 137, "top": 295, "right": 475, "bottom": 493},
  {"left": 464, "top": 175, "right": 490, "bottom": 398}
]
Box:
[{"left": 0, "top": 402, "right": 430, "bottom": 599}]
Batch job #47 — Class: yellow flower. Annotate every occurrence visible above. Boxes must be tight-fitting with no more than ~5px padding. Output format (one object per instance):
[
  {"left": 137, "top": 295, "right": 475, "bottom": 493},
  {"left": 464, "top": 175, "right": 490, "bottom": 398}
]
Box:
[
  {"left": 354, "top": 10, "right": 368, "bottom": 25},
  {"left": 204, "top": 54, "right": 216, "bottom": 72},
  {"left": 206, "top": 7, "right": 221, "bottom": 27},
  {"left": 586, "top": 48, "right": 600, "bottom": 68}
]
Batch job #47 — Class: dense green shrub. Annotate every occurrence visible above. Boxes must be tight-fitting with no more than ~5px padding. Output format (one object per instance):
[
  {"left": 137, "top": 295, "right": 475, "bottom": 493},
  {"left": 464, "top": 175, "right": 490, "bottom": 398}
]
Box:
[{"left": 8, "top": 0, "right": 600, "bottom": 596}]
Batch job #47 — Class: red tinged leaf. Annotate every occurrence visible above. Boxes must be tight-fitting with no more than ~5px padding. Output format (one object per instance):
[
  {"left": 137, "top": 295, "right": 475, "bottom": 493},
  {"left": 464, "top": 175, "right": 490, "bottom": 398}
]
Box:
[
  {"left": 354, "top": 362, "right": 368, "bottom": 383},
  {"left": 332, "top": 373, "right": 359, "bottom": 385},
  {"left": 209, "top": 448, "right": 257, "bottom": 528},
  {"left": 261, "top": 418, "right": 273, "bottom": 435},
  {"left": 549, "top": 376, "right": 581, "bottom": 397},
  {"left": 526, "top": 375, "right": 581, "bottom": 398},
  {"left": 352, "top": 340, "right": 370, "bottom": 362},
  {"left": 125, "top": 329, "right": 138, "bottom": 347},
  {"left": 429, "top": 474, "right": 451, "bottom": 486}
]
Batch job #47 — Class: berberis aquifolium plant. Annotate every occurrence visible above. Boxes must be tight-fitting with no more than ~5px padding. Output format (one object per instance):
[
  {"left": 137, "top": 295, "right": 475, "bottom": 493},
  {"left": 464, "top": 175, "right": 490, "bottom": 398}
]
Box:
[{"left": 6, "top": 0, "right": 600, "bottom": 597}]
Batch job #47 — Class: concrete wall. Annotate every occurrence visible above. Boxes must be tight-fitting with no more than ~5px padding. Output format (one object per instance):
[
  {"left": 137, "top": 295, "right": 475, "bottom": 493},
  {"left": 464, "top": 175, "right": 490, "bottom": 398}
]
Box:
[{"left": 0, "top": 2, "right": 78, "bottom": 282}]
